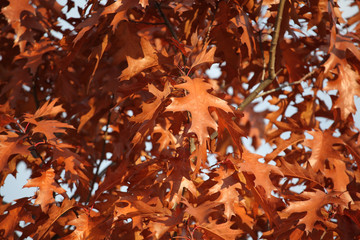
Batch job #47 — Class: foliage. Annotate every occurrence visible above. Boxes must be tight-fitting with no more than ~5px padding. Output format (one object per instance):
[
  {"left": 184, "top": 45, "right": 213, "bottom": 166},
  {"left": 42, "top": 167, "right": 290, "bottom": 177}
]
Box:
[{"left": 1, "top": 0, "right": 360, "bottom": 239}]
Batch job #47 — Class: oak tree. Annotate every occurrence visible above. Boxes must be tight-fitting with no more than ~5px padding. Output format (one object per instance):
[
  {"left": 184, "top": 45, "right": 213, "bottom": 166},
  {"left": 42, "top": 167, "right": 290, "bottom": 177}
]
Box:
[{"left": 1, "top": 0, "right": 360, "bottom": 239}]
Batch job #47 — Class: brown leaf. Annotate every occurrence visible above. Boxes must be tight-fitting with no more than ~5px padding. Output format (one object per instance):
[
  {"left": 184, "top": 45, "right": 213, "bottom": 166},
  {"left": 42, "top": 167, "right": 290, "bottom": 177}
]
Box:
[
  {"left": 166, "top": 76, "right": 233, "bottom": 144},
  {"left": 0, "top": 133, "right": 30, "bottom": 173},
  {"left": 0, "top": 198, "right": 34, "bottom": 240},
  {"left": 26, "top": 99, "right": 64, "bottom": 119},
  {"left": 239, "top": 151, "right": 283, "bottom": 198},
  {"left": 119, "top": 38, "right": 158, "bottom": 81},
  {"left": 26, "top": 119, "right": 74, "bottom": 141},
  {"left": 190, "top": 44, "right": 216, "bottom": 71},
  {"left": 283, "top": 190, "right": 347, "bottom": 233},
  {"left": 1, "top": 0, "right": 36, "bottom": 51},
  {"left": 182, "top": 198, "right": 220, "bottom": 224},
  {"left": 199, "top": 219, "right": 244, "bottom": 240}
]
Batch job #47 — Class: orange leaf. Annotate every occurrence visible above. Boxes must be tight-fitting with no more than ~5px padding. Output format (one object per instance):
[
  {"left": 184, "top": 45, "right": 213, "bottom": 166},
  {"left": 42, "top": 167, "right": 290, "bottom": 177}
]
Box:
[
  {"left": 166, "top": 76, "right": 233, "bottom": 144},
  {"left": 23, "top": 168, "right": 66, "bottom": 212}
]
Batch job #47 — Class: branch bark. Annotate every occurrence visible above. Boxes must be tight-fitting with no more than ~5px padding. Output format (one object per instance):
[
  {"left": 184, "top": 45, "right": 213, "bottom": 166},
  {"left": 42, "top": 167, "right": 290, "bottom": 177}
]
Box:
[
  {"left": 256, "top": 70, "right": 316, "bottom": 99},
  {"left": 238, "top": 0, "right": 286, "bottom": 111}
]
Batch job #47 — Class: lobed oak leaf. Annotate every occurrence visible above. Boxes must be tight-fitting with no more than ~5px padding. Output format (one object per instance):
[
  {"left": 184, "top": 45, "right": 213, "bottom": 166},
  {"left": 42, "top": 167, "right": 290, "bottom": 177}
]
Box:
[
  {"left": 0, "top": 133, "right": 30, "bottom": 173},
  {"left": 1, "top": 0, "right": 36, "bottom": 51},
  {"left": 303, "top": 130, "right": 343, "bottom": 172},
  {"left": 182, "top": 198, "right": 220, "bottom": 224},
  {"left": 208, "top": 165, "right": 242, "bottom": 219},
  {"left": 216, "top": 109, "right": 245, "bottom": 152},
  {"left": 0, "top": 198, "right": 34, "bottom": 240},
  {"left": 152, "top": 120, "right": 178, "bottom": 153},
  {"left": 283, "top": 190, "right": 348, "bottom": 233},
  {"left": 101, "top": 0, "right": 140, "bottom": 31},
  {"left": 23, "top": 168, "right": 67, "bottom": 212},
  {"left": 166, "top": 76, "right": 233, "bottom": 144},
  {"left": 239, "top": 151, "right": 283, "bottom": 198},
  {"left": 87, "top": 34, "right": 109, "bottom": 91},
  {"left": 14, "top": 41, "right": 56, "bottom": 75},
  {"left": 130, "top": 82, "right": 171, "bottom": 147},
  {"left": 64, "top": 211, "right": 106, "bottom": 240},
  {"left": 199, "top": 219, "right": 244, "bottom": 240},
  {"left": 34, "top": 198, "right": 76, "bottom": 240},
  {"left": 131, "top": 82, "right": 171, "bottom": 123},
  {"left": 26, "top": 119, "right": 74, "bottom": 142},
  {"left": 230, "top": 10, "right": 256, "bottom": 58},
  {"left": 119, "top": 38, "right": 158, "bottom": 81},
  {"left": 325, "top": 63, "right": 360, "bottom": 120},
  {"left": 190, "top": 43, "right": 216, "bottom": 71},
  {"left": 25, "top": 98, "right": 64, "bottom": 119}
]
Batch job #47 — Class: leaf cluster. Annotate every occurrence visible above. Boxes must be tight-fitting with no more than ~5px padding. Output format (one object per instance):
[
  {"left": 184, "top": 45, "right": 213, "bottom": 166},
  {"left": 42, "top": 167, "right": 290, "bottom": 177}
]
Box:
[{"left": 1, "top": 0, "right": 360, "bottom": 239}]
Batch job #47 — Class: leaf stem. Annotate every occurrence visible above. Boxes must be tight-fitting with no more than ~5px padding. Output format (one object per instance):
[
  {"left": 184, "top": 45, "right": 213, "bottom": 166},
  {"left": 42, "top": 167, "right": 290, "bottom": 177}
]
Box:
[
  {"left": 238, "top": 0, "right": 286, "bottom": 111},
  {"left": 86, "top": 109, "right": 112, "bottom": 204}
]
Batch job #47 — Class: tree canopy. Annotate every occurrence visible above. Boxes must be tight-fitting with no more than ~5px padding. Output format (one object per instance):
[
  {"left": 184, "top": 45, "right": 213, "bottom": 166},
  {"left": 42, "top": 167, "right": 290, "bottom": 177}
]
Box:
[{"left": 1, "top": 0, "right": 360, "bottom": 239}]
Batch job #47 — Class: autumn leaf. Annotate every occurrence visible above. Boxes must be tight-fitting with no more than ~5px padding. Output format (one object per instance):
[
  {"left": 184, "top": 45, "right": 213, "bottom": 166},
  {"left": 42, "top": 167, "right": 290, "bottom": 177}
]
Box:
[
  {"left": 1, "top": 0, "right": 36, "bottom": 51},
  {"left": 119, "top": 38, "right": 158, "bottom": 81},
  {"left": 282, "top": 190, "right": 347, "bottom": 233},
  {"left": 25, "top": 119, "right": 74, "bottom": 142},
  {"left": 325, "top": 63, "right": 360, "bottom": 120},
  {"left": 166, "top": 76, "right": 233, "bottom": 144},
  {"left": 199, "top": 219, "right": 244, "bottom": 240},
  {"left": 14, "top": 41, "right": 56, "bottom": 75},
  {"left": 0, "top": 133, "right": 30, "bottom": 173},
  {"left": 87, "top": 34, "right": 109, "bottom": 91},
  {"left": 182, "top": 198, "right": 220, "bottom": 224},
  {"left": 131, "top": 82, "right": 171, "bottom": 146},
  {"left": 34, "top": 198, "right": 75, "bottom": 239},
  {"left": 239, "top": 151, "right": 283, "bottom": 198},
  {"left": 23, "top": 168, "right": 67, "bottom": 212},
  {"left": 0, "top": 198, "right": 33, "bottom": 240},
  {"left": 25, "top": 98, "right": 64, "bottom": 119},
  {"left": 190, "top": 43, "right": 216, "bottom": 71},
  {"left": 303, "top": 130, "right": 343, "bottom": 172}
]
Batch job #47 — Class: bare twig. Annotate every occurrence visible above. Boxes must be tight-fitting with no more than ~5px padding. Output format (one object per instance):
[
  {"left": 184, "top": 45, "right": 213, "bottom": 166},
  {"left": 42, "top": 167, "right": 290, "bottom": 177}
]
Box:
[
  {"left": 32, "top": 79, "right": 40, "bottom": 110},
  {"left": 238, "top": 0, "right": 286, "bottom": 111},
  {"left": 155, "top": 1, "right": 187, "bottom": 66},
  {"left": 256, "top": 70, "right": 316, "bottom": 98},
  {"left": 129, "top": 19, "right": 165, "bottom": 25},
  {"left": 258, "top": 29, "right": 266, "bottom": 82},
  {"left": 203, "top": 2, "right": 219, "bottom": 46},
  {"left": 86, "top": 109, "right": 112, "bottom": 204}
]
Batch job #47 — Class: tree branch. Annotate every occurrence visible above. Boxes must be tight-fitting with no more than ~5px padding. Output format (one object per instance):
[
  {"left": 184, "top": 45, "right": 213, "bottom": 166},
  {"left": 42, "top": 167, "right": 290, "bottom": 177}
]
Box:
[
  {"left": 86, "top": 110, "right": 112, "bottom": 204},
  {"left": 256, "top": 70, "right": 316, "bottom": 99},
  {"left": 238, "top": 0, "right": 286, "bottom": 111}
]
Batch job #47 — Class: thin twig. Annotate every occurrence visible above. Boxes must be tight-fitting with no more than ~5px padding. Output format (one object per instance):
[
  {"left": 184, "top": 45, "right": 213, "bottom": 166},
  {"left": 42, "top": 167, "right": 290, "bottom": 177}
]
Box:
[
  {"left": 258, "top": 29, "right": 266, "bottom": 82},
  {"left": 256, "top": 70, "right": 316, "bottom": 98},
  {"left": 86, "top": 110, "right": 112, "bottom": 204},
  {"left": 129, "top": 19, "right": 165, "bottom": 25},
  {"left": 203, "top": 2, "right": 219, "bottom": 46},
  {"left": 32, "top": 79, "right": 40, "bottom": 110},
  {"left": 238, "top": 0, "right": 286, "bottom": 111},
  {"left": 155, "top": 1, "right": 187, "bottom": 66}
]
